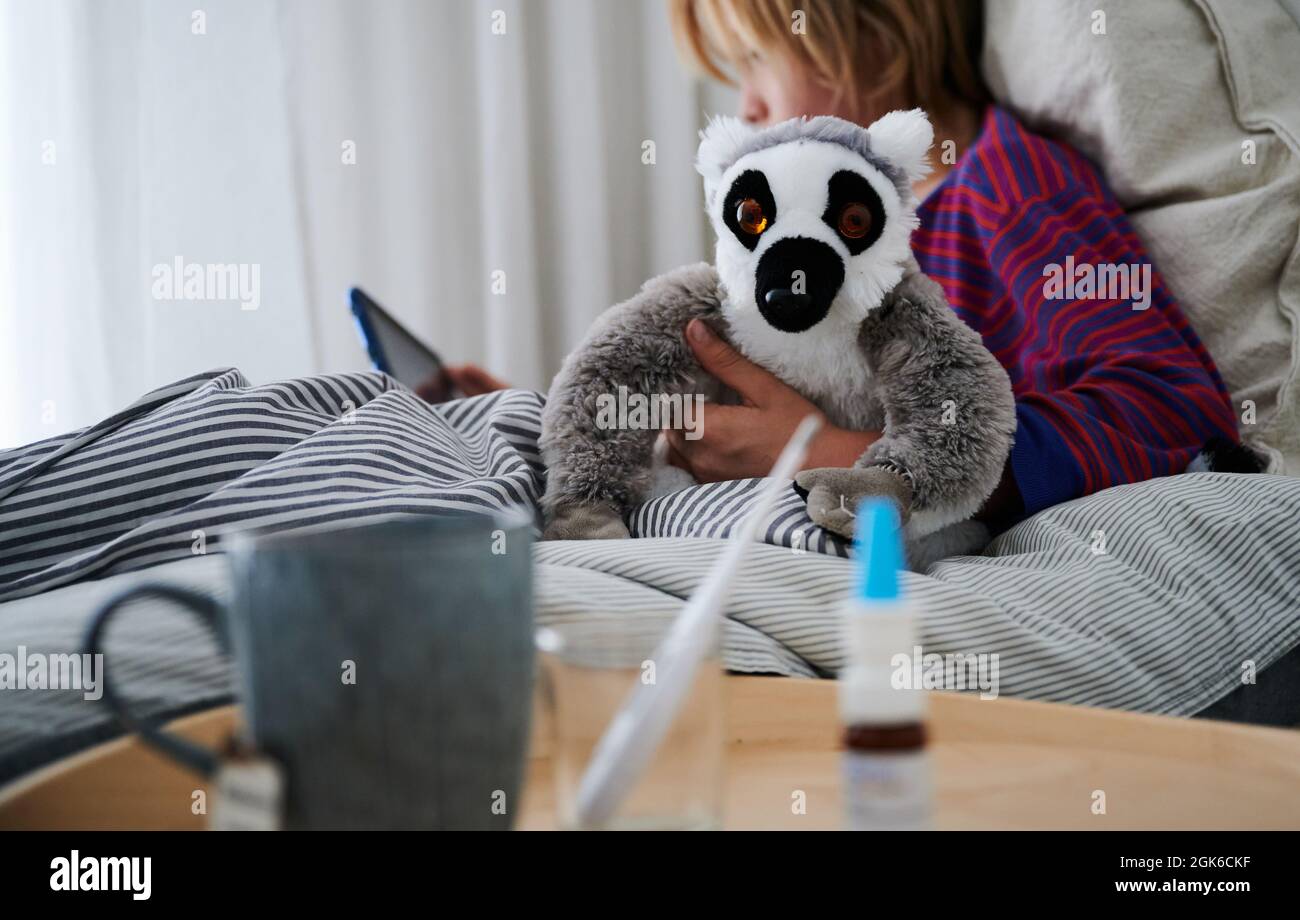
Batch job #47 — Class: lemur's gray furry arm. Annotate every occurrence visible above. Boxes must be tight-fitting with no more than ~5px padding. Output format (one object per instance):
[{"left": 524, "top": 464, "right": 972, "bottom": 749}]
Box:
[
  {"left": 799, "top": 263, "right": 1016, "bottom": 537},
  {"left": 540, "top": 262, "right": 725, "bottom": 539}
]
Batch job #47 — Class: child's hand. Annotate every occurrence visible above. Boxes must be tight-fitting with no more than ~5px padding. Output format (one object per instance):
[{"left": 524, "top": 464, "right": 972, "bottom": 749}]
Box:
[
  {"left": 445, "top": 365, "right": 511, "bottom": 396},
  {"left": 663, "top": 319, "right": 878, "bottom": 482},
  {"left": 416, "top": 365, "right": 512, "bottom": 402}
]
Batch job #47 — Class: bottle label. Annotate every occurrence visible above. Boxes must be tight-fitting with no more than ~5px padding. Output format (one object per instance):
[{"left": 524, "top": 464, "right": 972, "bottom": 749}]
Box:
[
  {"left": 210, "top": 755, "right": 284, "bottom": 831},
  {"left": 842, "top": 749, "right": 932, "bottom": 831}
]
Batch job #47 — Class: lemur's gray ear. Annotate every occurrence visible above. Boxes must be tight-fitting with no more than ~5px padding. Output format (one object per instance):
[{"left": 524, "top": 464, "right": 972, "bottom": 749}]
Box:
[
  {"left": 865, "top": 108, "right": 933, "bottom": 184},
  {"left": 696, "top": 115, "right": 757, "bottom": 207}
]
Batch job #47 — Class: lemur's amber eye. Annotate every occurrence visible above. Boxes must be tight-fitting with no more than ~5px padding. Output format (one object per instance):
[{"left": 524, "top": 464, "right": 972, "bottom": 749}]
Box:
[
  {"left": 736, "top": 198, "right": 769, "bottom": 235},
  {"left": 837, "top": 202, "right": 873, "bottom": 240}
]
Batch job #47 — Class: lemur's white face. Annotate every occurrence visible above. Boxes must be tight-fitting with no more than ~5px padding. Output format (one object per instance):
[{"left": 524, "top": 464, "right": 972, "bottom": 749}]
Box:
[{"left": 697, "top": 111, "right": 932, "bottom": 391}]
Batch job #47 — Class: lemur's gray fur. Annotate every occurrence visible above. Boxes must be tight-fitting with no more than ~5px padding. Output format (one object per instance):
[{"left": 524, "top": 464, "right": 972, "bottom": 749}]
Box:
[
  {"left": 539, "top": 110, "right": 1016, "bottom": 559},
  {"left": 539, "top": 264, "right": 729, "bottom": 539},
  {"left": 697, "top": 114, "right": 912, "bottom": 204}
]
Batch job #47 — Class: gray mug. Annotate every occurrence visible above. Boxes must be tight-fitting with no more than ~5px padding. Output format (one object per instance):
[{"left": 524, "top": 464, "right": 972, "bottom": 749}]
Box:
[{"left": 84, "top": 513, "right": 535, "bottom": 830}]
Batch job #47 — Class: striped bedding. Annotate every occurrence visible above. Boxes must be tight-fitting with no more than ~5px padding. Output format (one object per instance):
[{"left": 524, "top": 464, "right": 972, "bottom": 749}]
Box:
[{"left": 2, "top": 369, "right": 1299, "bottom": 779}]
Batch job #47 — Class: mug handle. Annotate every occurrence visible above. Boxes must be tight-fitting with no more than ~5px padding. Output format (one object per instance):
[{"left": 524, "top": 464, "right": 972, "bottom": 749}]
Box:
[{"left": 83, "top": 583, "right": 229, "bottom": 778}]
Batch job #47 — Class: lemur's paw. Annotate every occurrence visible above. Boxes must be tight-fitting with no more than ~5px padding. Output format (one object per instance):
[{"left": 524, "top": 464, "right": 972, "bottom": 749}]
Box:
[
  {"left": 542, "top": 502, "right": 631, "bottom": 541},
  {"left": 794, "top": 466, "right": 913, "bottom": 539}
]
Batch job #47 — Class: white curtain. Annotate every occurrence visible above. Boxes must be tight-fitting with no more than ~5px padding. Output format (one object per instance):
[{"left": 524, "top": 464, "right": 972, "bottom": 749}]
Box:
[{"left": 0, "top": 0, "right": 736, "bottom": 448}]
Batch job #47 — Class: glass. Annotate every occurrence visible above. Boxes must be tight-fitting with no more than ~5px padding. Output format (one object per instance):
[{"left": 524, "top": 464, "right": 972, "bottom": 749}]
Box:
[{"left": 536, "top": 614, "right": 726, "bottom": 830}]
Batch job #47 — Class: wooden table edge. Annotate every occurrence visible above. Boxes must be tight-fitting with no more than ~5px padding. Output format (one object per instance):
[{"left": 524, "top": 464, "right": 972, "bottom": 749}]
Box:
[{"left": 3, "top": 676, "right": 1298, "bottom": 830}]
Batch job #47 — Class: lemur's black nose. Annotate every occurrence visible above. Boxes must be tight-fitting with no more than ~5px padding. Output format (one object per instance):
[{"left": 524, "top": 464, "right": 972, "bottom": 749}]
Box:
[{"left": 754, "top": 237, "right": 845, "bottom": 333}]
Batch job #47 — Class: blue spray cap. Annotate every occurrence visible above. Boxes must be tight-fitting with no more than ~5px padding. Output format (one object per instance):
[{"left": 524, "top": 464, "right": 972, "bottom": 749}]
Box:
[{"left": 852, "top": 498, "right": 903, "bottom": 602}]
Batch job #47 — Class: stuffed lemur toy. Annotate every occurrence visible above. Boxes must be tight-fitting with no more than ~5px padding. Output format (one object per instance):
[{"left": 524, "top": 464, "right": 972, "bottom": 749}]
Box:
[{"left": 540, "top": 109, "right": 1016, "bottom": 560}]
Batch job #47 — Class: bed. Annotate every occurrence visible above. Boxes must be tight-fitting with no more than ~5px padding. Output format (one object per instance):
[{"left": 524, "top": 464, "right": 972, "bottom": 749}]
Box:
[
  {"left": 4, "top": 0, "right": 1300, "bottom": 788},
  {"left": 2, "top": 369, "right": 1297, "bottom": 784}
]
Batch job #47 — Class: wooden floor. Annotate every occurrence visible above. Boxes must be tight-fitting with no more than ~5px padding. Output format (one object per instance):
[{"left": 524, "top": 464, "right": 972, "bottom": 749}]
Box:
[{"left": 3, "top": 676, "right": 1299, "bottom": 830}]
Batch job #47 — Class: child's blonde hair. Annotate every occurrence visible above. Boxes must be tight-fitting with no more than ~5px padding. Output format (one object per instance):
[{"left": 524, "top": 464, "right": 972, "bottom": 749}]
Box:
[{"left": 669, "top": 0, "right": 987, "bottom": 121}]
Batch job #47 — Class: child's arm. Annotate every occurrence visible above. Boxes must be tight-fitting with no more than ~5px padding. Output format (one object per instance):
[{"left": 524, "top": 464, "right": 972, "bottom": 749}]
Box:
[{"left": 974, "top": 188, "right": 1240, "bottom": 518}]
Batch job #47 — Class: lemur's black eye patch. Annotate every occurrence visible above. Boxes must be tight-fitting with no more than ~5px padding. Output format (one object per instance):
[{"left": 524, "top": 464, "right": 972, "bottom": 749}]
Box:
[
  {"left": 821, "top": 170, "right": 885, "bottom": 255},
  {"left": 723, "top": 170, "right": 776, "bottom": 251}
]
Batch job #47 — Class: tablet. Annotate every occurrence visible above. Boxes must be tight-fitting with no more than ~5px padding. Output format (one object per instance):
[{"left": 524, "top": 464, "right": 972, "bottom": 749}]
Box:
[{"left": 349, "top": 287, "right": 448, "bottom": 392}]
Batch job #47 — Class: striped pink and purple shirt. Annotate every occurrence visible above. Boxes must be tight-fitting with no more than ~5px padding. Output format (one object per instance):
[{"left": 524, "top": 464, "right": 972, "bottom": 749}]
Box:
[{"left": 914, "top": 106, "right": 1238, "bottom": 517}]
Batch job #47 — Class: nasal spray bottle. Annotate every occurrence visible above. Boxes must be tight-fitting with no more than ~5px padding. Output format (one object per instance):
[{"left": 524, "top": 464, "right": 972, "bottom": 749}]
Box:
[{"left": 840, "top": 498, "right": 932, "bottom": 831}]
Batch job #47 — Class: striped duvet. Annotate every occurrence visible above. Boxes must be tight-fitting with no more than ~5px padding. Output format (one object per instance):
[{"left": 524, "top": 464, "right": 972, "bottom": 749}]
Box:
[{"left": 1, "top": 369, "right": 1298, "bottom": 778}]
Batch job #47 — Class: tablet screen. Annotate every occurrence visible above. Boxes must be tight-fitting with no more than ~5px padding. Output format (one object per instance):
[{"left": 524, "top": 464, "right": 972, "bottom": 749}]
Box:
[{"left": 350, "top": 288, "right": 444, "bottom": 390}]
